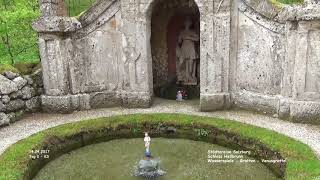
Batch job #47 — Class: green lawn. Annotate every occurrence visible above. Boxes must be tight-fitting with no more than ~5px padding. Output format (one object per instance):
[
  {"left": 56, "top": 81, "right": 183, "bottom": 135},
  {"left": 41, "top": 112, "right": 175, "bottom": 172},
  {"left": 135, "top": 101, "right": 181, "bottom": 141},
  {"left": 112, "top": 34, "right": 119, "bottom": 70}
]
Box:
[{"left": 0, "top": 114, "right": 319, "bottom": 180}]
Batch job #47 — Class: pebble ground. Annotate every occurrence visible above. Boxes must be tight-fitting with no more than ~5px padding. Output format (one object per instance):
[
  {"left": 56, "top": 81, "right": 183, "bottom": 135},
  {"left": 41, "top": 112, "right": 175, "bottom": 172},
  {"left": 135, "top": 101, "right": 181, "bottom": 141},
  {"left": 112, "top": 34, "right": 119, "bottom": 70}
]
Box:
[{"left": 1, "top": 98, "right": 319, "bottom": 159}]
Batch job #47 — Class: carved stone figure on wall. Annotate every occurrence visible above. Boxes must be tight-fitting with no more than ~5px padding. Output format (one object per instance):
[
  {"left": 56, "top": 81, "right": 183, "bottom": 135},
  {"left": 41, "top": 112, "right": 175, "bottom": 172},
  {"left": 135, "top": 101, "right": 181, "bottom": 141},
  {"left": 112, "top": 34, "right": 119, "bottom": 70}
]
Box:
[{"left": 176, "top": 17, "right": 200, "bottom": 85}]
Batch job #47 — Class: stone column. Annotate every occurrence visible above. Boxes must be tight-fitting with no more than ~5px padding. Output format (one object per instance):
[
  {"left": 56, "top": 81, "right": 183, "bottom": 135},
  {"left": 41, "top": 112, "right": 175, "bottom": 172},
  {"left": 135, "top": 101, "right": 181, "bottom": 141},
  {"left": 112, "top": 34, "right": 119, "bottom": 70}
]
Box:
[
  {"left": 199, "top": 0, "right": 232, "bottom": 111},
  {"left": 33, "top": 0, "right": 85, "bottom": 113},
  {"left": 119, "top": 1, "right": 153, "bottom": 108},
  {"left": 280, "top": 19, "right": 320, "bottom": 122}
]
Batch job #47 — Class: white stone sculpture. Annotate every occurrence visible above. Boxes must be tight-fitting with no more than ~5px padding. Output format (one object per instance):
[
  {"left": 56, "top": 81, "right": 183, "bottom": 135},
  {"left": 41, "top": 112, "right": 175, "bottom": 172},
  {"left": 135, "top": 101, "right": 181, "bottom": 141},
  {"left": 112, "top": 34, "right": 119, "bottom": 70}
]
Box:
[
  {"left": 176, "top": 17, "right": 199, "bottom": 85},
  {"left": 144, "top": 132, "right": 151, "bottom": 158}
]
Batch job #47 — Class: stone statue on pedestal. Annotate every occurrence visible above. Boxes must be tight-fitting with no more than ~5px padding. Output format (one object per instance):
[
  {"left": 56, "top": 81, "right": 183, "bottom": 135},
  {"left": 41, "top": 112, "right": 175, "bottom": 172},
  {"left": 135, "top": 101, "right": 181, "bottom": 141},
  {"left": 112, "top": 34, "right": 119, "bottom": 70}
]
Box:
[
  {"left": 144, "top": 132, "right": 151, "bottom": 158},
  {"left": 176, "top": 17, "right": 200, "bottom": 85}
]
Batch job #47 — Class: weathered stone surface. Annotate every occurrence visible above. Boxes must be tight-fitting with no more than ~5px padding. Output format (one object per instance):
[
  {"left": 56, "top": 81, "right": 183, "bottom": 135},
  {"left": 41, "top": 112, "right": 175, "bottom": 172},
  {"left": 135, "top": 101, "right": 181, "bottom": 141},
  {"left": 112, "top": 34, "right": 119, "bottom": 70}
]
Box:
[
  {"left": 90, "top": 92, "right": 121, "bottom": 109},
  {"left": 26, "top": 97, "right": 41, "bottom": 112},
  {"left": 7, "top": 112, "right": 16, "bottom": 123},
  {"left": 37, "top": 88, "right": 44, "bottom": 96},
  {"left": 71, "top": 94, "right": 91, "bottom": 111},
  {"left": 279, "top": 3, "right": 320, "bottom": 22},
  {"left": 0, "top": 101, "right": 5, "bottom": 112},
  {"left": 1, "top": 95, "right": 10, "bottom": 104},
  {"left": 32, "top": 16, "right": 82, "bottom": 33},
  {"left": 0, "top": 75, "right": 18, "bottom": 95},
  {"left": 23, "top": 75, "right": 34, "bottom": 85},
  {"left": 5, "top": 99, "right": 25, "bottom": 112},
  {"left": 10, "top": 90, "right": 23, "bottom": 99},
  {"left": 200, "top": 93, "right": 231, "bottom": 111},
  {"left": 3, "top": 71, "right": 19, "bottom": 80},
  {"left": 32, "top": 69, "right": 43, "bottom": 87},
  {"left": 0, "top": 113, "right": 10, "bottom": 126},
  {"left": 232, "top": 91, "right": 279, "bottom": 115},
  {"left": 121, "top": 92, "right": 152, "bottom": 108},
  {"left": 41, "top": 95, "right": 72, "bottom": 113},
  {"left": 21, "top": 86, "right": 36, "bottom": 100},
  {"left": 289, "top": 101, "right": 320, "bottom": 124},
  {"left": 241, "top": 0, "right": 282, "bottom": 20},
  {"left": 12, "top": 77, "right": 27, "bottom": 90}
]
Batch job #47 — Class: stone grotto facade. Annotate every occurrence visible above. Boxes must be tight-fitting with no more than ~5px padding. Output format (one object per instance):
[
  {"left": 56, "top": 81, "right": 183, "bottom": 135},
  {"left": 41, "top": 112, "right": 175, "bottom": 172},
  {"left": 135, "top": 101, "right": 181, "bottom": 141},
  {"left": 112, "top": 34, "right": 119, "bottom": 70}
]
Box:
[{"left": 31, "top": 0, "right": 320, "bottom": 124}]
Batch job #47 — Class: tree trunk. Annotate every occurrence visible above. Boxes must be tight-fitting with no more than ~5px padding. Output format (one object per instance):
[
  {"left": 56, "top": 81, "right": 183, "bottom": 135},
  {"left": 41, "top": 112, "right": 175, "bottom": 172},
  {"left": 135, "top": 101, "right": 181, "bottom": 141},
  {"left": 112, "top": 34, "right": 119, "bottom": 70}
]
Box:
[{"left": 1, "top": 32, "right": 15, "bottom": 64}]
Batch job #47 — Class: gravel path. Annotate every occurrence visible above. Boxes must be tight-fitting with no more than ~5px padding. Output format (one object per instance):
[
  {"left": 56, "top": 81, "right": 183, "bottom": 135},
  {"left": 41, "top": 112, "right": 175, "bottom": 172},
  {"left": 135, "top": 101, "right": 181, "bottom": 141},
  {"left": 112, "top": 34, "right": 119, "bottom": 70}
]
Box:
[{"left": 1, "top": 98, "right": 320, "bottom": 159}]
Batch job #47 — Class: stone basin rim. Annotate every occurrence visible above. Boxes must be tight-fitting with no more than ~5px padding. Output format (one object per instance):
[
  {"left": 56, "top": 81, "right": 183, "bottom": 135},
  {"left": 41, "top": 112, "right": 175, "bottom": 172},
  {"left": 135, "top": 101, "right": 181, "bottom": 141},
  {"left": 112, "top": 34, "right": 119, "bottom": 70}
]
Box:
[{"left": 1, "top": 114, "right": 289, "bottom": 180}]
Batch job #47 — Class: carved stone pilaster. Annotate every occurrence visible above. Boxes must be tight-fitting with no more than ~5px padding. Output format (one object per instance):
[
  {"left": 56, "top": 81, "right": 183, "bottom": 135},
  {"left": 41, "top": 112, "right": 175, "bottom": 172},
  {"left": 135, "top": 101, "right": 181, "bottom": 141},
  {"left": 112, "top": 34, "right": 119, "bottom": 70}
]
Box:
[
  {"left": 280, "top": 19, "right": 320, "bottom": 121},
  {"left": 200, "top": 0, "right": 232, "bottom": 111},
  {"left": 119, "top": 1, "right": 153, "bottom": 108}
]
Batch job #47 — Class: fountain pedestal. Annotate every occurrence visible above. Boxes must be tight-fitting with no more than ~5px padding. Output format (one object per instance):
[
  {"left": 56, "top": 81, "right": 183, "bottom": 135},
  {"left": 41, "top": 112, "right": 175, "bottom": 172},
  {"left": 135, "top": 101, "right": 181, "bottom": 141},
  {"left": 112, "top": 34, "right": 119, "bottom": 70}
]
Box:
[{"left": 134, "top": 159, "right": 165, "bottom": 178}]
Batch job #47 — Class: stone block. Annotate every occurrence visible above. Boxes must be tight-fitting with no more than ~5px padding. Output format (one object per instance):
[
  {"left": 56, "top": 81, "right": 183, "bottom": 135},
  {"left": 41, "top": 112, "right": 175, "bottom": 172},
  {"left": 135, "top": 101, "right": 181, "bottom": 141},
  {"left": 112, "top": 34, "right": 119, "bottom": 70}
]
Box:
[
  {"left": 278, "top": 98, "right": 291, "bottom": 119},
  {"left": 0, "top": 75, "right": 18, "bottom": 95},
  {"left": 41, "top": 95, "right": 73, "bottom": 113},
  {"left": 26, "top": 97, "right": 41, "bottom": 112},
  {"left": 3, "top": 71, "right": 19, "bottom": 80},
  {"left": 71, "top": 94, "right": 91, "bottom": 110},
  {"left": 121, "top": 92, "right": 152, "bottom": 108},
  {"left": 90, "top": 92, "right": 121, "bottom": 109},
  {"left": 1, "top": 95, "right": 10, "bottom": 104},
  {"left": 0, "top": 101, "right": 5, "bottom": 112},
  {"left": 23, "top": 75, "right": 34, "bottom": 85},
  {"left": 21, "top": 86, "right": 36, "bottom": 100},
  {"left": 13, "top": 77, "right": 28, "bottom": 90},
  {"left": 0, "top": 113, "right": 10, "bottom": 126},
  {"left": 200, "top": 93, "right": 231, "bottom": 111},
  {"left": 7, "top": 112, "right": 16, "bottom": 123},
  {"left": 10, "top": 90, "right": 23, "bottom": 99},
  {"left": 5, "top": 99, "right": 25, "bottom": 112},
  {"left": 289, "top": 101, "right": 320, "bottom": 124},
  {"left": 232, "top": 91, "right": 278, "bottom": 115}
]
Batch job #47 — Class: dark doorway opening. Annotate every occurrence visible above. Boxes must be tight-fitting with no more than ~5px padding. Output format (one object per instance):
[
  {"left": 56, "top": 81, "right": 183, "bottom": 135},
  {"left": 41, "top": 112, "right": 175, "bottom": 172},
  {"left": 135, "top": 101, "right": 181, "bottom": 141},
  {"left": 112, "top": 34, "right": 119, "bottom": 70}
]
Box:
[{"left": 151, "top": 0, "right": 200, "bottom": 100}]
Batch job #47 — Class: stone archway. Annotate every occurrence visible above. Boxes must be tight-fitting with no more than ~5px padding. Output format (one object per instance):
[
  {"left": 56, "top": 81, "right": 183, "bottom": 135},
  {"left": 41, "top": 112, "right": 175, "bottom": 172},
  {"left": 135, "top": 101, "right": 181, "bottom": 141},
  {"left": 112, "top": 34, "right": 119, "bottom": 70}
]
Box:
[{"left": 150, "top": 0, "right": 200, "bottom": 100}]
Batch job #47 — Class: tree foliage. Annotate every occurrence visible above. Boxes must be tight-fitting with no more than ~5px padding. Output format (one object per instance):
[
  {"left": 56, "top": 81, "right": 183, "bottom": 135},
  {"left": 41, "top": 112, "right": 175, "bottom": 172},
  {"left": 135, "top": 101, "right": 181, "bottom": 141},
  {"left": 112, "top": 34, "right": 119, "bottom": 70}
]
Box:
[{"left": 0, "top": 0, "right": 40, "bottom": 64}]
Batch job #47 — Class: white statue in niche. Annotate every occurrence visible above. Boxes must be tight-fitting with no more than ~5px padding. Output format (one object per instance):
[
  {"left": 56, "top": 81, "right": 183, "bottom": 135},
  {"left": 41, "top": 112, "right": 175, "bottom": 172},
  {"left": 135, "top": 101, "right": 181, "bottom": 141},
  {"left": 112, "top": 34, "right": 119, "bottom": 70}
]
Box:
[{"left": 176, "top": 17, "right": 200, "bottom": 85}]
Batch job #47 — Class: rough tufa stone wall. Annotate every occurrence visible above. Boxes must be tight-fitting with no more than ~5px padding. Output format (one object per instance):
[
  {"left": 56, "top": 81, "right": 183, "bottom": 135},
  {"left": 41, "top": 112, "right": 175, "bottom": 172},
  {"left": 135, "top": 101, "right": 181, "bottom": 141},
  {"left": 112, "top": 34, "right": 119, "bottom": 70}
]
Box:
[
  {"left": 0, "top": 71, "right": 43, "bottom": 127},
  {"left": 32, "top": 0, "right": 320, "bottom": 124}
]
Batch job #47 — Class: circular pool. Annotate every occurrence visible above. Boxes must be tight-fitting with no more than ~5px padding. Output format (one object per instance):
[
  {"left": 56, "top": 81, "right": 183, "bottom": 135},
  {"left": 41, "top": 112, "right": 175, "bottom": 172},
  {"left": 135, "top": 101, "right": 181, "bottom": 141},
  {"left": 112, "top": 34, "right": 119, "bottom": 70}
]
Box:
[{"left": 34, "top": 138, "right": 279, "bottom": 180}]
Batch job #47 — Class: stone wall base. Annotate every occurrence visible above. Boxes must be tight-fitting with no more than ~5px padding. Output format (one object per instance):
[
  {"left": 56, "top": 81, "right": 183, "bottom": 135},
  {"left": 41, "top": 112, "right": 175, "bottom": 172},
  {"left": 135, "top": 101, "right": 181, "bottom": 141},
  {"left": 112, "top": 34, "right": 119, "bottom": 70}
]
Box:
[
  {"left": 41, "top": 94, "right": 91, "bottom": 113},
  {"left": 200, "top": 93, "right": 231, "bottom": 111},
  {"left": 231, "top": 91, "right": 320, "bottom": 124},
  {"left": 121, "top": 92, "right": 153, "bottom": 108},
  {"left": 41, "top": 91, "right": 152, "bottom": 113},
  {"left": 41, "top": 90, "right": 319, "bottom": 124}
]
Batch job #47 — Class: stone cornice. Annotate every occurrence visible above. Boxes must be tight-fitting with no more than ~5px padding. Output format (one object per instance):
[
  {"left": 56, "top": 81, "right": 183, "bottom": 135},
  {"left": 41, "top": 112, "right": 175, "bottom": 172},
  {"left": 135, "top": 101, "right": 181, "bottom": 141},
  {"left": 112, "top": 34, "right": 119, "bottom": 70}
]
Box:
[
  {"left": 241, "top": 0, "right": 320, "bottom": 23},
  {"left": 32, "top": 16, "right": 82, "bottom": 33}
]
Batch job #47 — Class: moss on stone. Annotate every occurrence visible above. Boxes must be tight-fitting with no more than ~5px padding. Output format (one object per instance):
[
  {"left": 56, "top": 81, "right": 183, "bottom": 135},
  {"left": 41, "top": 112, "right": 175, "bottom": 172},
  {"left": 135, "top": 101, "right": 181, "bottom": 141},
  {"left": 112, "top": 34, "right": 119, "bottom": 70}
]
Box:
[
  {"left": 0, "top": 64, "right": 19, "bottom": 75},
  {"left": 13, "top": 63, "right": 39, "bottom": 75},
  {"left": 14, "top": 111, "right": 25, "bottom": 120}
]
